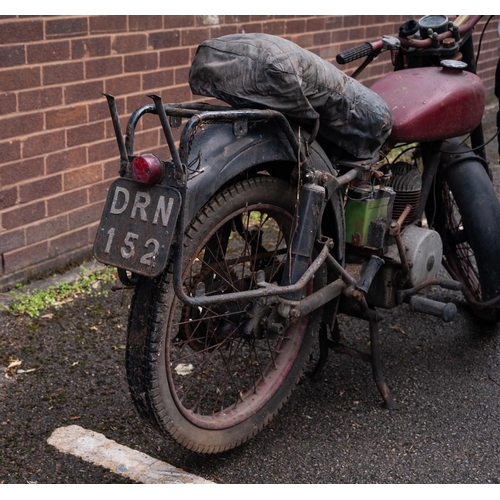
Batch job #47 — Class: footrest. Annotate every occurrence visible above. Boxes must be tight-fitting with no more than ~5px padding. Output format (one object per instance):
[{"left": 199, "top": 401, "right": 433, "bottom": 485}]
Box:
[{"left": 409, "top": 296, "right": 457, "bottom": 322}]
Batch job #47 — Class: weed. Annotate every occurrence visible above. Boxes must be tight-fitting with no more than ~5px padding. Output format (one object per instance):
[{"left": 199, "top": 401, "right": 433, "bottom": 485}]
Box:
[{"left": 5, "top": 265, "right": 117, "bottom": 318}]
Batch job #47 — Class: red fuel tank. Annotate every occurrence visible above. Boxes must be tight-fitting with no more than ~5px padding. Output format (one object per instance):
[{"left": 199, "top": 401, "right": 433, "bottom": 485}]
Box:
[{"left": 370, "top": 65, "right": 485, "bottom": 144}]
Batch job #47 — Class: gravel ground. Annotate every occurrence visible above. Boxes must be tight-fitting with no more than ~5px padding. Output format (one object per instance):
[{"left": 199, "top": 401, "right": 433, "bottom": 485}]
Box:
[{"left": 0, "top": 103, "right": 499, "bottom": 485}]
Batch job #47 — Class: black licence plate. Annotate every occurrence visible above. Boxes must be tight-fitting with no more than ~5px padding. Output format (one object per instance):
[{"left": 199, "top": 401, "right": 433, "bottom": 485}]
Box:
[{"left": 93, "top": 178, "right": 181, "bottom": 277}]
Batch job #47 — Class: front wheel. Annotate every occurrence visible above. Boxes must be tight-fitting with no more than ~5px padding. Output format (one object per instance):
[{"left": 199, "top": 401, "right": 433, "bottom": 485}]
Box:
[
  {"left": 126, "top": 176, "right": 328, "bottom": 453},
  {"left": 431, "top": 145, "right": 500, "bottom": 322}
]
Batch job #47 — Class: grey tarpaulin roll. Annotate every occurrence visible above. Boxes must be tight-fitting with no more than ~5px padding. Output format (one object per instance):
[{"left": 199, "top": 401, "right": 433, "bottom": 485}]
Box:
[{"left": 189, "top": 33, "right": 392, "bottom": 160}]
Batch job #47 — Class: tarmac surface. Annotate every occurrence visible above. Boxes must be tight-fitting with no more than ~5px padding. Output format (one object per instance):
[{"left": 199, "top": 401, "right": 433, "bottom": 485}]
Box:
[{"left": 0, "top": 104, "right": 499, "bottom": 484}]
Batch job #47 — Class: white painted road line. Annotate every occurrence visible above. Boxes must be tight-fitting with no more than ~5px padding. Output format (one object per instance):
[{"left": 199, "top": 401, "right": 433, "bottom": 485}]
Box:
[{"left": 48, "top": 425, "right": 214, "bottom": 484}]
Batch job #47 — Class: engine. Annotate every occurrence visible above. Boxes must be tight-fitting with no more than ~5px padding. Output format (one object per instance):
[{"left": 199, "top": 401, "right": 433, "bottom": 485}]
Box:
[{"left": 343, "top": 161, "right": 443, "bottom": 309}]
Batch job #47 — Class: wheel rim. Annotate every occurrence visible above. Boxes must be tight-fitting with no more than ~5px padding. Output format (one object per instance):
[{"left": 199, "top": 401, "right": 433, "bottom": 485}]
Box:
[
  {"left": 165, "top": 201, "right": 310, "bottom": 430},
  {"left": 442, "top": 184, "right": 482, "bottom": 301}
]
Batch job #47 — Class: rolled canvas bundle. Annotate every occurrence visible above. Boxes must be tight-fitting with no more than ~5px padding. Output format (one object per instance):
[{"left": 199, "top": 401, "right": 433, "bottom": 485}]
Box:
[{"left": 189, "top": 33, "right": 392, "bottom": 160}]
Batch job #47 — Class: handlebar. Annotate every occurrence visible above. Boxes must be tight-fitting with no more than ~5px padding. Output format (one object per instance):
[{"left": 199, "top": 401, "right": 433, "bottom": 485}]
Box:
[{"left": 336, "top": 15, "right": 483, "bottom": 65}]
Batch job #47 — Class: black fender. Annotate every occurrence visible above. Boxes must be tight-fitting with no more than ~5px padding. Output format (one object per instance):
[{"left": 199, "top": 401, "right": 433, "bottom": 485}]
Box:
[{"left": 181, "top": 119, "right": 339, "bottom": 223}]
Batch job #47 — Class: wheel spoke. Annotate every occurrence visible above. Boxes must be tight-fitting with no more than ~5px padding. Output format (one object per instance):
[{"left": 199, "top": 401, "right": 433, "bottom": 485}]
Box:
[{"left": 166, "top": 187, "right": 311, "bottom": 428}]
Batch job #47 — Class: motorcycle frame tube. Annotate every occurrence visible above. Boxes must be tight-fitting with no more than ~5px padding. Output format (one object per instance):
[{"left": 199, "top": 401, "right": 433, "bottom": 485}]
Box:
[{"left": 167, "top": 112, "right": 344, "bottom": 310}]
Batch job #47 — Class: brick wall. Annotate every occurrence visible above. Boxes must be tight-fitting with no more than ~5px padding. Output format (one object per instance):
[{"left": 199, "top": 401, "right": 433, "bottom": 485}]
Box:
[{"left": 0, "top": 15, "right": 499, "bottom": 290}]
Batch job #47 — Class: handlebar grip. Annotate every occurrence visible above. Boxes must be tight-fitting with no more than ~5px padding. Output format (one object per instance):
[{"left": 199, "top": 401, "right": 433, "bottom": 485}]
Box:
[
  {"left": 409, "top": 296, "right": 457, "bottom": 322},
  {"left": 336, "top": 42, "right": 374, "bottom": 64}
]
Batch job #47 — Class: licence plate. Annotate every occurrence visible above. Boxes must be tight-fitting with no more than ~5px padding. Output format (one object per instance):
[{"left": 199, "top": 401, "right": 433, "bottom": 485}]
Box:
[{"left": 93, "top": 178, "right": 181, "bottom": 277}]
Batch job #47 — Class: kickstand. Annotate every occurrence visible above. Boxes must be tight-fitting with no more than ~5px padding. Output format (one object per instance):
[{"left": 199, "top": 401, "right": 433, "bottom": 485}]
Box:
[
  {"left": 366, "top": 309, "right": 399, "bottom": 410},
  {"left": 310, "top": 314, "right": 398, "bottom": 410}
]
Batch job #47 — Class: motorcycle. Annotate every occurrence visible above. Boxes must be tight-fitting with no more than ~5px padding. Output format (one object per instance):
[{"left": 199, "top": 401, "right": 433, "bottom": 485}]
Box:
[{"left": 93, "top": 15, "right": 500, "bottom": 454}]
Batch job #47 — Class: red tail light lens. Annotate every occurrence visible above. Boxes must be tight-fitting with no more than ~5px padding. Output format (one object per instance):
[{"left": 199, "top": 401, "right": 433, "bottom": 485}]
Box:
[{"left": 131, "top": 154, "right": 163, "bottom": 185}]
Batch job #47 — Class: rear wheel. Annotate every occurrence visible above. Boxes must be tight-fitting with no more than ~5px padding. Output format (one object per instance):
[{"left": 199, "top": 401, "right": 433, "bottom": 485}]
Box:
[
  {"left": 126, "top": 176, "right": 329, "bottom": 453},
  {"left": 431, "top": 150, "right": 500, "bottom": 322}
]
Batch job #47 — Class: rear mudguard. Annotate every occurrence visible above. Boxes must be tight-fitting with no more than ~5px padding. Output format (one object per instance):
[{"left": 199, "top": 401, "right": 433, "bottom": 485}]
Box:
[{"left": 180, "top": 119, "right": 339, "bottom": 223}]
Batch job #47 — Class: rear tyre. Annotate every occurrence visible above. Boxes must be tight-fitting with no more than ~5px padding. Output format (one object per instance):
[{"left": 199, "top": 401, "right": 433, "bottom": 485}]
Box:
[
  {"left": 126, "top": 176, "right": 330, "bottom": 453},
  {"left": 431, "top": 146, "right": 500, "bottom": 322}
]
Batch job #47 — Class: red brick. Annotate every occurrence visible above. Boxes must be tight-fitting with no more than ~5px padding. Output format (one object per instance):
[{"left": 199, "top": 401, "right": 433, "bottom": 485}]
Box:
[
  {"left": 180, "top": 28, "right": 210, "bottom": 47},
  {"left": 162, "top": 84, "right": 192, "bottom": 103},
  {"left": 285, "top": 19, "right": 306, "bottom": 35},
  {"left": 318, "top": 45, "right": 338, "bottom": 63},
  {"left": 2, "top": 200, "right": 45, "bottom": 230},
  {"left": 129, "top": 16, "right": 163, "bottom": 31},
  {"left": 43, "top": 61, "right": 84, "bottom": 86},
  {"left": 66, "top": 121, "right": 105, "bottom": 148},
  {"left": 347, "top": 27, "right": 366, "bottom": 43},
  {"left": 27, "top": 41, "right": 70, "bottom": 64},
  {"left": 64, "top": 80, "right": 104, "bottom": 105},
  {"left": 196, "top": 15, "right": 223, "bottom": 26},
  {"left": 111, "top": 34, "right": 147, "bottom": 54},
  {"left": 88, "top": 178, "right": 113, "bottom": 203},
  {"left": 68, "top": 201, "right": 104, "bottom": 230},
  {"left": 163, "top": 16, "right": 195, "bottom": 29},
  {"left": 89, "top": 16, "right": 126, "bottom": 34},
  {"left": 0, "top": 67, "right": 41, "bottom": 91},
  {"left": 71, "top": 36, "right": 111, "bottom": 58},
  {"left": 223, "top": 15, "right": 250, "bottom": 25},
  {"left": 64, "top": 164, "right": 103, "bottom": 191},
  {"left": 0, "top": 112, "right": 44, "bottom": 141},
  {"left": 125, "top": 93, "right": 153, "bottom": 114},
  {"left": 365, "top": 25, "right": 383, "bottom": 39},
  {"left": 141, "top": 69, "right": 174, "bottom": 91},
  {"left": 2, "top": 241, "right": 49, "bottom": 276},
  {"left": 89, "top": 97, "right": 124, "bottom": 122},
  {"left": 0, "top": 45, "right": 25, "bottom": 68},
  {"left": 250, "top": 15, "right": 273, "bottom": 22},
  {"left": 46, "top": 188, "right": 88, "bottom": 217},
  {"left": 149, "top": 30, "right": 180, "bottom": 50},
  {"left": 0, "top": 92, "right": 16, "bottom": 114},
  {"left": 323, "top": 17, "right": 343, "bottom": 31},
  {"left": 0, "top": 157, "right": 44, "bottom": 187},
  {"left": 85, "top": 56, "right": 123, "bottom": 79},
  {"left": 104, "top": 74, "right": 141, "bottom": 96},
  {"left": 46, "top": 105, "right": 88, "bottom": 130},
  {"left": 87, "top": 222, "right": 99, "bottom": 243},
  {"left": 240, "top": 23, "right": 264, "bottom": 33},
  {"left": 45, "top": 17, "right": 88, "bottom": 39},
  {"left": 87, "top": 139, "right": 117, "bottom": 164},
  {"left": 22, "top": 130, "right": 65, "bottom": 158},
  {"left": 210, "top": 26, "right": 242, "bottom": 39},
  {"left": 46, "top": 146, "right": 87, "bottom": 175},
  {"left": 48, "top": 227, "right": 89, "bottom": 258},
  {"left": 133, "top": 129, "right": 160, "bottom": 153},
  {"left": 0, "top": 186, "right": 17, "bottom": 210},
  {"left": 331, "top": 30, "right": 350, "bottom": 45},
  {"left": 19, "top": 175, "right": 62, "bottom": 203},
  {"left": 103, "top": 158, "right": 120, "bottom": 179},
  {"left": 262, "top": 21, "right": 286, "bottom": 36},
  {"left": 25, "top": 214, "right": 68, "bottom": 245},
  {"left": 0, "top": 228, "right": 25, "bottom": 255},
  {"left": 18, "top": 87, "right": 63, "bottom": 112},
  {"left": 0, "top": 19, "right": 43, "bottom": 43},
  {"left": 342, "top": 16, "right": 360, "bottom": 28},
  {"left": 290, "top": 34, "right": 314, "bottom": 49},
  {"left": 0, "top": 139, "right": 21, "bottom": 164},
  {"left": 125, "top": 53, "right": 158, "bottom": 73},
  {"left": 119, "top": 109, "right": 156, "bottom": 132},
  {"left": 174, "top": 67, "right": 189, "bottom": 86},
  {"left": 313, "top": 31, "right": 332, "bottom": 46},
  {"left": 159, "top": 48, "right": 190, "bottom": 68},
  {"left": 104, "top": 115, "right": 129, "bottom": 143}
]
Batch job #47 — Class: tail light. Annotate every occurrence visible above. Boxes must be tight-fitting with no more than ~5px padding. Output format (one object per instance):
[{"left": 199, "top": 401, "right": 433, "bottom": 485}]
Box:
[{"left": 131, "top": 154, "right": 163, "bottom": 185}]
